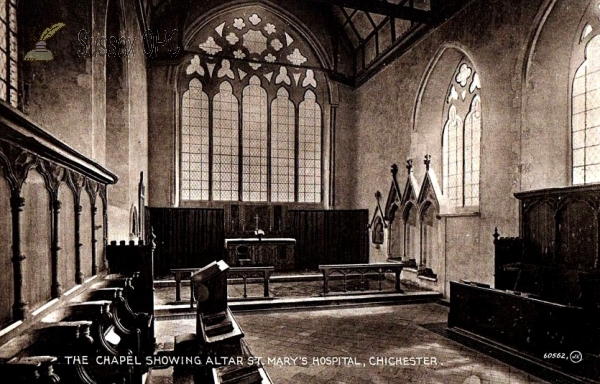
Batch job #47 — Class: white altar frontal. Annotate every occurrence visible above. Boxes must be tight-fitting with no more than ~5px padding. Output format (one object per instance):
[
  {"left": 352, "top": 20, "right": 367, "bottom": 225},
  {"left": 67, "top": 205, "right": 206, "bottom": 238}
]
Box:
[{"left": 224, "top": 237, "right": 296, "bottom": 271}]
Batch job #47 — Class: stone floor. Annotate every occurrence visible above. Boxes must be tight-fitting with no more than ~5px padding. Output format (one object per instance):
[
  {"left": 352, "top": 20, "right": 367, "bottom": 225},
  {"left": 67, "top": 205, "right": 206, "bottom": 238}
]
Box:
[{"left": 149, "top": 303, "right": 549, "bottom": 384}]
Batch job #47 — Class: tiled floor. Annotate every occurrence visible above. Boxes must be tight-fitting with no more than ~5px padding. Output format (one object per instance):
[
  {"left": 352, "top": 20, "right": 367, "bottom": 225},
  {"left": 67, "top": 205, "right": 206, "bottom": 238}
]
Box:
[{"left": 150, "top": 303, "right": 549, "bottom": 384}]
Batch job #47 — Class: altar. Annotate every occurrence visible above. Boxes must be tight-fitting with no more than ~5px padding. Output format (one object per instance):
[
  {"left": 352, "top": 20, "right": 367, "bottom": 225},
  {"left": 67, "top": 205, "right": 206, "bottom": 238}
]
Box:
[{"left": 224, "top": 238, "right": 296, "bottom": 271}]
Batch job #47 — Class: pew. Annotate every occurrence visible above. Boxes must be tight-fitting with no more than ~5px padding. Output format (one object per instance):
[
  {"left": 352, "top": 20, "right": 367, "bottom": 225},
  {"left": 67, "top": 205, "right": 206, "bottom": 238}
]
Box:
[
  {"left": 0, "top": 318, "right": 140, "bottom": 384},
  {"left": 42, "top": 301, "right": 142, "bottom": 360},
  {"left": 449, "top": 184, "right": 600, "bottom": 381},
  {"left": 0, "top": 321, "right": 91, "bottom": 383},
  {"left": 106, "top": 237, "right": 157, "bottom": 353}
]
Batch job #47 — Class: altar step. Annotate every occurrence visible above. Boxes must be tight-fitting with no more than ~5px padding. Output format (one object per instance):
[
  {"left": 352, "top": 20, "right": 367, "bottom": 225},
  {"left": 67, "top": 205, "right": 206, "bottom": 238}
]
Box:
[{"left": 155, "top": 290, "right": 442, "bottom": 318}]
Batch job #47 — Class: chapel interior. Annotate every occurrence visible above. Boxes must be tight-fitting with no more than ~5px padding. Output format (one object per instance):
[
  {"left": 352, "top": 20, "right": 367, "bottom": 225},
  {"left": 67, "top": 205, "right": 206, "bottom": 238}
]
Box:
[{"left": 1, "top": 0, "right": 600, "bottom": 383}]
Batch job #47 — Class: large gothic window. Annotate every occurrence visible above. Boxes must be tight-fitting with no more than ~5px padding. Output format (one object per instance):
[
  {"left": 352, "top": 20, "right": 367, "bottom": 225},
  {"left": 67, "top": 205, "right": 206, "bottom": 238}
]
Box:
[
  {"left": 0, "top": 0, "right": 18, "bottom": 107},
  {"left": 573, "top": 10, "right": 600, "bottom": 185},
  {"left": 442, "top": 60, "right": 481, "bottom": 208},
  {"left": 180, "top": 9, "right": 324, "bottom": 203}
]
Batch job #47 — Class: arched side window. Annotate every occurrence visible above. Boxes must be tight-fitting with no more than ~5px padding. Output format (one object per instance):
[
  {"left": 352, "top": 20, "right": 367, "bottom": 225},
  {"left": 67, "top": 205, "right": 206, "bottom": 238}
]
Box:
[
  {"left": 573, "top": 10, "right": 600, "bottom": 185},
  {"left": 0, "top": 0, "right": 18, "bottom": 107},
  {"left": 181, "top": 79, "right": 209, "bottom": 200},
  {"left": 180, "top": 9, "right": 325, "bottom": 203},
  {"left": 442, "top": 60, "right": 481, "bottom": 208}
]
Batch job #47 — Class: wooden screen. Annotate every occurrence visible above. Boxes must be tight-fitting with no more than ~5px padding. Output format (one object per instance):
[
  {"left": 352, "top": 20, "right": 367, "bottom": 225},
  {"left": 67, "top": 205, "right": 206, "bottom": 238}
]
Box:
[
  {"left": 289, "top": 209, "right": 369, "bottom": 270},
  {"left": 145, "top": 207, "right": 224, "bottom": 277}
]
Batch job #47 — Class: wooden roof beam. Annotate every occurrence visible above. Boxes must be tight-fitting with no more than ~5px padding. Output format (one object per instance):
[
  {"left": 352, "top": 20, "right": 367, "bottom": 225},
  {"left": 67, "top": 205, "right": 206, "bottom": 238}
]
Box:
[{"left": 307, "top": 0, "right": 433, "bottom": 23}]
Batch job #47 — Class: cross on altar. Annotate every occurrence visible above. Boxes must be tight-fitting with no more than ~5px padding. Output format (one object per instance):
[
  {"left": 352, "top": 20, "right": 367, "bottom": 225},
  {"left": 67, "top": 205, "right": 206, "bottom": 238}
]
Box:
[{"left": 255, "top": 214, "right": 259, "bottom": 230}]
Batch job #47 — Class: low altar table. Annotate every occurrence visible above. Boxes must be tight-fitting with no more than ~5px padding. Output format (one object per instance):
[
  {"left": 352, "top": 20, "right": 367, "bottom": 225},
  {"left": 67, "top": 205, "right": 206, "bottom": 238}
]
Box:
[{"left": 224, "top": 238, "right": 296, "bottom": 270}]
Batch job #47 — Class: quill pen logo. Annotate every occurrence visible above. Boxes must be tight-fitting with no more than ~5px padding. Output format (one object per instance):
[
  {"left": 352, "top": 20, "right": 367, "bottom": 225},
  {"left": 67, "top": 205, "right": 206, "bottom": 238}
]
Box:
[{"left": 24, "top": 22, "right": 66, "bottom": 61}]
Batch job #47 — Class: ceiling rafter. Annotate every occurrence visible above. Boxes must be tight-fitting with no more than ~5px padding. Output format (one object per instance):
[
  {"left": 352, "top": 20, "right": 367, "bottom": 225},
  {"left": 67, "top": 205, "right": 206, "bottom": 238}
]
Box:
[
  {"left": 340, "top": 7, "right": 364, "bottom": 46},
  {"left": 307, "top": 0, "right": 433, "bottom": 23}
]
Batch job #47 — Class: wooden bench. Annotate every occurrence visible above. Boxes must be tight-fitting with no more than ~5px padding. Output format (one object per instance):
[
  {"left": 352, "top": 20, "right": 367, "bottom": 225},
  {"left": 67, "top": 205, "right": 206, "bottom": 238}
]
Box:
[
  {"left": 172, "top": 266, "right": 275, "bottom": 307},
  {"left": 0, "top": 321, "right": 91, "bottom": 383},
  {"left": 318, "top": 263, "right": 406, "bottom": 294},
  {"left": 0, "top": 317, "right": 141, "bottom": 384}
]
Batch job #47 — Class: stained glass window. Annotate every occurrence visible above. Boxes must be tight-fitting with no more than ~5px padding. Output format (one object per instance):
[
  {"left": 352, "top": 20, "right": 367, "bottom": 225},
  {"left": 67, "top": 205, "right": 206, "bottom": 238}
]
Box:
[
  {"left": 271, "top": 87, "right": 295, "bottom": 202},
  {"left": 180, "top": 10, "right": 324, "bottom": 203},
  {"left": 442, "top": 61, "right": 481, "bottom": 209},
  {"left": 298, "top": 90, "right": 321, "bottom": 203},
  {"left": 242, "top": 76, "right": 268, "bottom": 201},
  {"left": 213, "top": 81, "right": 239, "bottom": 201},
  {"left": 0, "top": 0, "right": 17, "bottom": 106},
  {"left": 181, "top": 79, "right": 210, "bottom": 200},
  {"left": 573, "top": 35, "right": 600, "bottom": 184}
]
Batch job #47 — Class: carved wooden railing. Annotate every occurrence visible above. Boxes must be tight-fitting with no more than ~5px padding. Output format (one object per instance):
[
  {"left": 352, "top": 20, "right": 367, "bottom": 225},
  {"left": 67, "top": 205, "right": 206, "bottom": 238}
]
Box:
[{"left": 0, "top": 101, "right": 117, "bottom": 326}]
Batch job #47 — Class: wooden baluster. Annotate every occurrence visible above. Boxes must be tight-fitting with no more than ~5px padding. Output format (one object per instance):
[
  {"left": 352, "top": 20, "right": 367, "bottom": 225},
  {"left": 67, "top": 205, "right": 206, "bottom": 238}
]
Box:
[
  {"left": 360, "top": 271, "right": 365, "bottom": 291},
  {"left": 74, "top": 204, "right": 84, "bottom": 284},
  {"left": 263, "top": 270, "right": 270, "bottom": 298},
  {"left": 242, "top": 274, "right": 248, "bottom": 299},
  {"left": 322, "top": 269, "right": 329, "bottom": 294},
  {"left": 91, "top": 205, "right": 98, "bottom": 275},
  {"left": 51, "top": 199, "right": 62, "bottom": 297}
]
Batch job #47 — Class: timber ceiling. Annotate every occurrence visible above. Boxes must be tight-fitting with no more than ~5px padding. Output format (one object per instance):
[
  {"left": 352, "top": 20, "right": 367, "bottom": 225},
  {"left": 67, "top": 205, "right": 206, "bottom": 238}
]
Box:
[{"left": 142, "top": 0, "right": 470, "bottom": 87}]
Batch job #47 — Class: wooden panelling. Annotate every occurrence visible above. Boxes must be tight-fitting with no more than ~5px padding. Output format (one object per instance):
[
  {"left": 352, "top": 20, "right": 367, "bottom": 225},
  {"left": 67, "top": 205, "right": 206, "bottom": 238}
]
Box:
[
  {"left": 523, "top": 201, "right": 554, "bottom": 265},
  {"left": 556, "top": 200, "right": 597, "bottom": 269},
  {"left": 449, "top": 281, "right": 585, "bottom": 356},
  {"left": 59, "top": 185, "right": 76, "bottom": 292},
  {"left": 146, "top": 208, "right": 224, "bottom": 277},
  {"left": 0, "top": 177, "right": 12, "bottom": 327},
  {"left": 289, "top": 209, "right": 369, "bottom": 270},
  {"left": 21, "top": 170, "right": 52, "bottom": 311}
]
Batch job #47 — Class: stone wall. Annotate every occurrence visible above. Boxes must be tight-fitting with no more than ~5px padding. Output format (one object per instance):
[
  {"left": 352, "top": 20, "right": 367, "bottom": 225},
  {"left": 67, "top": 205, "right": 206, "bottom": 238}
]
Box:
[
  {"left": 335, "top": 0, "right": 554, "bottom": 296},
  {"left": 19, "top": 0, "right": 148, "bottom": 241}
]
